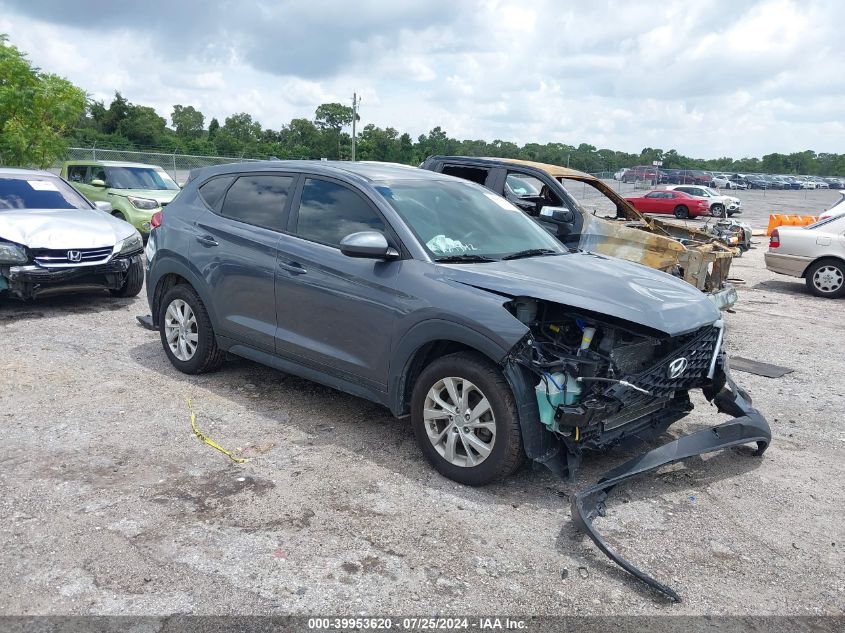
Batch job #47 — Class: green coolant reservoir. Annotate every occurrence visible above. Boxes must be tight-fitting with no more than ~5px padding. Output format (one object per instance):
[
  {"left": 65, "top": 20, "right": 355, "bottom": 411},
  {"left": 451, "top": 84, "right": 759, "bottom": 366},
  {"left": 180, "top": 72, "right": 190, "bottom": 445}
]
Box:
[{"left": 535, "top": 372, "right": 581, "bottom": 431}]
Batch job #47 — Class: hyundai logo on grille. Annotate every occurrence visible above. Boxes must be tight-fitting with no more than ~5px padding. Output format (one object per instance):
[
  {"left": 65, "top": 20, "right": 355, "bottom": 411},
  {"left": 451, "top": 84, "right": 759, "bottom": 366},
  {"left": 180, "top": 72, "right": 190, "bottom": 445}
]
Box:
[
  {"left": 67, "top": 250, "right": 82, "bottom": 263},
  {"left": 667, "top": 357, "right": 689, "bottom": 379}
]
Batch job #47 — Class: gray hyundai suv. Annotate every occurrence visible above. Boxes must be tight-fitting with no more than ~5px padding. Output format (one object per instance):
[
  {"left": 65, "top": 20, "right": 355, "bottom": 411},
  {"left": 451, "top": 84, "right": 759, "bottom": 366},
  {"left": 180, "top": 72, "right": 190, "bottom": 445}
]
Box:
[
  {"left": 145, "top": 159, "right": 767, "bottom": 477},
  {"left": 145, "top": 161, "right": 770, "bottom": 600}
]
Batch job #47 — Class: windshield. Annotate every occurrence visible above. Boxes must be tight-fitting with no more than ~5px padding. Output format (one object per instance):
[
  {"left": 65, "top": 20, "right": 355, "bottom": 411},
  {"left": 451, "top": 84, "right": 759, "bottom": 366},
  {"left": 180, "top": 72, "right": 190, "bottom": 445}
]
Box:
[
  {"left": 105, "top": 167, "right": 179, "bottom": 190},
  {"left": 702, "top": 187, "right": 720, "bottom": 196},
  {"left": 0, "top": 176, "right": 93, "bottom": 210},
  {"left": 376, "top": 180, "right": 565, "bottom": 260}
]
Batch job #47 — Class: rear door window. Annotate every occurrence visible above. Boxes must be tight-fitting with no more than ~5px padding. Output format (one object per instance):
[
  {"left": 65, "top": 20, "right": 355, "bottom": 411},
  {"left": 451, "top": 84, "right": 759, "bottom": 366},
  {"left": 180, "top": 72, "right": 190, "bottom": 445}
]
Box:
[
  {"left": 441, "top": 165, "right": 490, "bottom": 186},
  {"left": 219, "top": 174, "right": 293, "bottom": 231},
  {"left": 293, "top": 178, "right": 386, "bottom": 247},
  {"left": 66, "top": 165, "right": 88, "bottom": 183}
]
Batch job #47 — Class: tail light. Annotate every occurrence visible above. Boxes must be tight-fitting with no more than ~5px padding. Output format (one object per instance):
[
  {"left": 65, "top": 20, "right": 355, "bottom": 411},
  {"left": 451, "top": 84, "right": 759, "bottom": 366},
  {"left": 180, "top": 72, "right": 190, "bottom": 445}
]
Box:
[
  {"left": 150, "top": 211, "right": 163, "bottom": 229},
  {"left": 769, "top": 229, "right": 780, "bottom": 248}
]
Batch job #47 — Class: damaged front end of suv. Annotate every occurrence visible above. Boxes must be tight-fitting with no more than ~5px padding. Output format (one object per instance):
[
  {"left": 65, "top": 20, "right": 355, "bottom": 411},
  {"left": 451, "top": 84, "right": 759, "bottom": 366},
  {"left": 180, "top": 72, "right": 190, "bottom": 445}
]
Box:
[{"left": 495, "top": 294, "right": 770, "bottom": 601}]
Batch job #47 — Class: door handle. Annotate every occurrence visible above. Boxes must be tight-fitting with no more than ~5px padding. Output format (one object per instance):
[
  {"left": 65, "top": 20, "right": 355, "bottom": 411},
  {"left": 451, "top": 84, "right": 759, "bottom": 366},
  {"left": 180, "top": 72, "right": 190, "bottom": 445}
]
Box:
[
  {"left": 195, "top": 234, "right": 218, "bottom": 247},
  {"left": 278, "top": 260, "right": 307, "bottom": 275}
]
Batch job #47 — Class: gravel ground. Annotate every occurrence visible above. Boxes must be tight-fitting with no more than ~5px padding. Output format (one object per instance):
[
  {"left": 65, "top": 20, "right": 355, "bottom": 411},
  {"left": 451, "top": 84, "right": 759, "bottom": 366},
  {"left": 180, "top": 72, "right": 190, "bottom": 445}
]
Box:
[{"left": 1, "top": 189, "right": 843, "bottom": 616}]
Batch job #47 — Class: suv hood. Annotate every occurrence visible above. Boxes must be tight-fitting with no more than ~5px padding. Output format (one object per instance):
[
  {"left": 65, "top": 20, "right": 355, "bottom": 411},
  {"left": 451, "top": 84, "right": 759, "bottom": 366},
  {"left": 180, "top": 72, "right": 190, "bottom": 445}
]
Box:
[
  {"left": 108, "top": 189, "right": 178, "bottom": 204},
  {"left": 442, "top": 252, "right": 719, "bottom": 336},
  {"left": 0, "top": 209, "right": 136, "bottom": 249}
]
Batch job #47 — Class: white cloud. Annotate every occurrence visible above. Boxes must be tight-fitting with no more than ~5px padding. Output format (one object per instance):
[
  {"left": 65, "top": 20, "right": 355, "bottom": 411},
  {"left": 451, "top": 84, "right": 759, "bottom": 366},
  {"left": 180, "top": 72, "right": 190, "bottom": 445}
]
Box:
[{"left": 1, "top": 0, "right": 843, "bottom": 157}]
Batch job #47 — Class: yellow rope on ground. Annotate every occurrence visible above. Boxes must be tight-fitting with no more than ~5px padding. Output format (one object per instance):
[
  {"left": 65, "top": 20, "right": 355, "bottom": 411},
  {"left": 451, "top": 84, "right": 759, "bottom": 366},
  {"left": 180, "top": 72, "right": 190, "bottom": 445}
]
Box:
[{"left": 188, "top": 399, "right": 250, "bottom": 464}]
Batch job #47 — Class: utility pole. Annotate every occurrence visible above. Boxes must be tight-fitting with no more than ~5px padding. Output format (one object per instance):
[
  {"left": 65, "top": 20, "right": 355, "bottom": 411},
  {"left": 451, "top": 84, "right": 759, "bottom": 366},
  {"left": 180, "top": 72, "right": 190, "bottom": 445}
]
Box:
[{"left": 351, "top": 92, "right": 359, "bottom": 162}]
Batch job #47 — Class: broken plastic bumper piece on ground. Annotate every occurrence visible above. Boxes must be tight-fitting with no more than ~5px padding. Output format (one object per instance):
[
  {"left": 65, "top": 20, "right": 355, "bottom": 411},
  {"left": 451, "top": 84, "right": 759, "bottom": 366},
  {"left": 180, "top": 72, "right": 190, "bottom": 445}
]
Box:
[{"left": 570, "top": 359, "right": 771, "bottom": 602}]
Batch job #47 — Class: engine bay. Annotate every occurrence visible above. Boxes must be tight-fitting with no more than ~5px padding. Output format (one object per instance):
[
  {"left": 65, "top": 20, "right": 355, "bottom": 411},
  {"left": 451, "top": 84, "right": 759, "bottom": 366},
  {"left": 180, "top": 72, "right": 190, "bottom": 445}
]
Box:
[{"left": 507, "top": 297, "right": 719, "bottom": 453}]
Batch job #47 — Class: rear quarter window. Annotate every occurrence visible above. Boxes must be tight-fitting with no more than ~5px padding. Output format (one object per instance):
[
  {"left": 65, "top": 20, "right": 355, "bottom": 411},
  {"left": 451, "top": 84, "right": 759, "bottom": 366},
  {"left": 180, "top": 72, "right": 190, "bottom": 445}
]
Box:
[
  {"left": 219, "top": 174, "right": 293, "bottom": 231},
  {"left": 198, "top": 176, "right": 235, "bottom": 210}
]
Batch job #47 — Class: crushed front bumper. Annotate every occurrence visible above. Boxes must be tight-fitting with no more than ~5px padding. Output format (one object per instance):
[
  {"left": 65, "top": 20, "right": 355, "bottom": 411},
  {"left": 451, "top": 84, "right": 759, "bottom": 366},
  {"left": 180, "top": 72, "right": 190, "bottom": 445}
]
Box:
[
  {"left": 1, "top": 255, "right": 140, "bottom": 299},
  {"left": 707, "top": 283, "right": 738, "bottom": 310},
  {"left": 570, "top": 356, "right": 771, "bottom": 602}
]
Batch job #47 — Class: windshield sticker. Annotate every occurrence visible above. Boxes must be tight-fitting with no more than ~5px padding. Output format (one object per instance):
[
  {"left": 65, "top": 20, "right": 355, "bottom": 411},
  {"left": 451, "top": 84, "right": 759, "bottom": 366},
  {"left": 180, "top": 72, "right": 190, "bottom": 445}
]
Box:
[
  {"left": 426, "top": 234, "right": 478, "bottom": 254},
  {"left": 483, "top": 192, "right": 518, "bottom": 211},
  {"left": 374, "top": 185, "right": 395, "bottom": 199},
  {"left": 27, "top": 180, "right": 59, "bottom": 192}
]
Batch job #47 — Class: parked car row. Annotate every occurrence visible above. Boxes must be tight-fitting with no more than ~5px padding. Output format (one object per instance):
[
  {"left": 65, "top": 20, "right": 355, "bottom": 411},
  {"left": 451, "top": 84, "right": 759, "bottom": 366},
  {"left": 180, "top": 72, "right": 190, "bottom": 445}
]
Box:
[{"left": 615, "top": 167, "right": 844, "bottom": 190}]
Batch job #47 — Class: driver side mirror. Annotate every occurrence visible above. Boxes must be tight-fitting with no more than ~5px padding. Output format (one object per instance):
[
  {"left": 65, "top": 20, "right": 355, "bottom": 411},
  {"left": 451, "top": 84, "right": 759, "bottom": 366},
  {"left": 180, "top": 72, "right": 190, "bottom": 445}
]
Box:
[
  {"left": 90, "top": 179, "right": 106, "bottom": 188},
  {"left": 339, "top": 231, "right": 399, "bottom": 260},
  {"left": 93, "top": 201, "right": 113, "bottom": 213},
  {"left": 539, "top": 206, "right": 575, "bottom": 224}
]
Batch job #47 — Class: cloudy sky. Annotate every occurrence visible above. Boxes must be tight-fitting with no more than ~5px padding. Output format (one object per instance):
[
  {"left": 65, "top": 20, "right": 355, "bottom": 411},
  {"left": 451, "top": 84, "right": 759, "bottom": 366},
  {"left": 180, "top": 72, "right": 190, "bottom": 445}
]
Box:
[{"left": 2, "top": 0, "right": 843, "bottom": 157}]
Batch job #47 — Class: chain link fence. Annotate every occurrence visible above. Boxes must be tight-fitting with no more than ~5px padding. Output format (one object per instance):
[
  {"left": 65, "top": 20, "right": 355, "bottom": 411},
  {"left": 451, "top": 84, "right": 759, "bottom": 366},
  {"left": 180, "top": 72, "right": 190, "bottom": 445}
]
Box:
[{"left": 58, "top": 147, "right": 263, "bottom": 183}]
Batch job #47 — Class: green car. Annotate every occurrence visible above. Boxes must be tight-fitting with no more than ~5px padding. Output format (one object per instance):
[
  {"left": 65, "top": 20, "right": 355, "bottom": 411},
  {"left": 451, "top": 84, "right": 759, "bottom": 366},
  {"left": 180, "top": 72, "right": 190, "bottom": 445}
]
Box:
[{"left": 61, "top": 161, "right": 180, "bottom": 236}]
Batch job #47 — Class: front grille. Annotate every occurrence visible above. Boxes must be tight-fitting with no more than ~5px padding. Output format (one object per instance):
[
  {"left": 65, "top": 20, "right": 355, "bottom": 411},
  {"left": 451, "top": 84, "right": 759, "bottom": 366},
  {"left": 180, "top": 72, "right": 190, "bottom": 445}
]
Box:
[
  {"left": 32, "top": 246, "right": 114, "bottom": 267},
  {"left": 608, "top": 325, "right": 720, "bottom": 408}
]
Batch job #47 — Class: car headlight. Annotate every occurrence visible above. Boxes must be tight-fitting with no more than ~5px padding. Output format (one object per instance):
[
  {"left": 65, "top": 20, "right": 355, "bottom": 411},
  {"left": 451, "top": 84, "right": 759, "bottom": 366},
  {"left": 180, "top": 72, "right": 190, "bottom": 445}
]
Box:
[
  {"left": 128, "top": 196, "right": 159, "bottom": 210},
  {"left": 0, "top": 242, "right": 28, "bottom": 264},
  {"left": 118, "top": 232, "right": 144, "bottom": 255}
]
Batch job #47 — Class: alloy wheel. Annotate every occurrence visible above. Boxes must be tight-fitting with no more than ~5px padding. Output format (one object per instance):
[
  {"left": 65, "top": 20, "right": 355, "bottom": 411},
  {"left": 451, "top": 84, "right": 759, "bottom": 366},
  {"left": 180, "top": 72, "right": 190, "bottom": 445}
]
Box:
[
  {"left": 813, "top": 265, "right": 844, "bottom": 294},
  {"left": 164, "top": 299, "right": 198, "bottom": 361},
  {"left": 423, "top": 377, "right": 496, "bottom": 468}
]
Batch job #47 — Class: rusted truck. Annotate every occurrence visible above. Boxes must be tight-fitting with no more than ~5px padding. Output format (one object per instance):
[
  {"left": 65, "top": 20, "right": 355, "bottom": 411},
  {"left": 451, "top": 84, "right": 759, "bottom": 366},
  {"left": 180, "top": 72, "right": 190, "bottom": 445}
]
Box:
[{"left": 421, "top": 157, "right": 738, "bottom": 309}]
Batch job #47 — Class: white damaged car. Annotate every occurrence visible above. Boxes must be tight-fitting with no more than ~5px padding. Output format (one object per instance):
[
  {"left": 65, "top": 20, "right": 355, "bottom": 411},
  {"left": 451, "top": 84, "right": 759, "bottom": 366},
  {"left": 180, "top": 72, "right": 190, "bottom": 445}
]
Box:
[
  {"left": 0, "top": 168, "right": 144, "bottom": 301},
  {"left": 665, "top": 184, "right": 742, "bottom": 217}
]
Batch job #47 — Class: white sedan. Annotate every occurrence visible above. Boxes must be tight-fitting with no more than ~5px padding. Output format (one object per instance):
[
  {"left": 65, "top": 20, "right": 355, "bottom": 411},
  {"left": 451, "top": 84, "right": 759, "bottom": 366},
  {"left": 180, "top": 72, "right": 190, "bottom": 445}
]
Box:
[
  {"left": 818, "top": 191, "right": 845, "bottom": 220},
  {"left": 711, "top": 174, "right": 747, "bottom": 190},
  {"left": 0, "top": 168, "right": 144, "bottom": 301},
  {"left": 664, "top": 185, "right": 742, "bottom": 216},
  {"left": 765, "top": 213, "right": 845, "bottom": 298}
]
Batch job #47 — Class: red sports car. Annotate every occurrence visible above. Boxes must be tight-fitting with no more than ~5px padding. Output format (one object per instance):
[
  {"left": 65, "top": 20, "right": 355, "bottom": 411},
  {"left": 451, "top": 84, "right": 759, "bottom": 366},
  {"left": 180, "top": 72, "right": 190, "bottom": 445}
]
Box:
[{"left": 624, "top": 189, "right": 710, "bottom": 219}]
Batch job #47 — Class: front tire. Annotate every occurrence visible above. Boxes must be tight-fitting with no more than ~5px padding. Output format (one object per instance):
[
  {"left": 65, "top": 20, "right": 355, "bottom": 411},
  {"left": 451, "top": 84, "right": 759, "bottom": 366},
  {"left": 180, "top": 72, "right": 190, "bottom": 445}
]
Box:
[
  {"left": 411, "top": 352, "right": 525, "bottom": 486},
  {"left": 674, "top": 205, "right": 690, "bottom": 219},
  {"left": 158, "top": 284, "right": 225, "bottom": 373},
  {"left": 805, "top": 259, "right": 845, "bottom": 298},
  {"left": 110, "top": 258, "right": 144, "bottom": 297},
  {"left": 711, "top": 204, "right": 725, "bottom": 217}
]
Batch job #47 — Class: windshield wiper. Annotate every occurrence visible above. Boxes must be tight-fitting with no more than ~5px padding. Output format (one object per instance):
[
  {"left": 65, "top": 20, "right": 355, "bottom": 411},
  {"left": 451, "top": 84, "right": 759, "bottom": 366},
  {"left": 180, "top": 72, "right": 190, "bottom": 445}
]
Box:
[
  {"left": 434, "top": 254, "right": 496, "bottom": 263},
  {"left": 501, "top": 248, "right": 560, "bottom": 261}
]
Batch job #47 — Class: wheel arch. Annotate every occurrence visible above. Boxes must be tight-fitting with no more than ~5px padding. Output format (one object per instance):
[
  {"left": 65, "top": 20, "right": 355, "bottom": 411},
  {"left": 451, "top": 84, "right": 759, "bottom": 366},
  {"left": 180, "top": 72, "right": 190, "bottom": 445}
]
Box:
[
  {"left": 802, "top": 255, "right": 845, "bottom": 279},
  {"left": 388, "top": 320, "right": 511, "bottom": 417},
  {"left": 149, "top": 258, "right": 218, "bottom": 330},
  {"left": 389, "top": 321, "right": 559, "bottom": 461}
]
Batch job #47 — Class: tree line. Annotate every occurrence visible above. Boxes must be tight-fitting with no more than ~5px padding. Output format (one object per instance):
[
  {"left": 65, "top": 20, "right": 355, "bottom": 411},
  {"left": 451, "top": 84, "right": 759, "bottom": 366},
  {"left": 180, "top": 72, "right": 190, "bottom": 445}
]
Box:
[{"left": 2, "top": 35, "right": 844, "bottom": 176}]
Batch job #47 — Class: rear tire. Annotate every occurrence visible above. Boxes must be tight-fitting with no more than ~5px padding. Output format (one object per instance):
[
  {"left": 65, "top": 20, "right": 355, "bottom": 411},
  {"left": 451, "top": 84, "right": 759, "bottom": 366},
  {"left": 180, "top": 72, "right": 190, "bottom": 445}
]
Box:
[
  {"left": 805, "top": 259, "right": 845, "bottom": 299},
  {"left": 411, "top": 352, "right": 525, "bottom": 486},
  {"left": 674, "top": 205, "right": 689, "bottom": 219},
  {"left": 158, "top": 284, "right": 225, "bottom": 373},
  {"left": 110, "top": 258, "right": 144, "bottom": 298}
]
